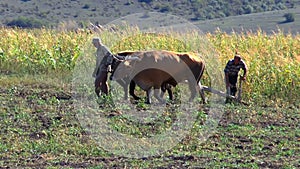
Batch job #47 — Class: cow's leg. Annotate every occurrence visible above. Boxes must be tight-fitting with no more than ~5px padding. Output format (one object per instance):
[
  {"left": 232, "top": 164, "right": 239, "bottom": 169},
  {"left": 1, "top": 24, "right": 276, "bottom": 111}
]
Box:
[
  {"left": 188, "top": 82, "right": 197, "bottom": 102},
  {"left": 154, "top": 87, "right": 166, "bottom": 104},
  {"left": 188, "top": 78, "right": 206, "bottom": 104},
  {"left": 145, "top": 88, "right": 152, "bottom": 104},
  {"left": 129, "top": 81, "right": 141, "bottom": 100},
  {"left": 116, "top": 79, "right": 129, "bottom": 100},
  {"left": 166, "top": 85, "right": 173, "bottom": 100},
  {"left": 198, "top": 82, "right": 206, "bottom": 104},
  {"left": 160, "top": 83, "right": 173, "bottom": 100},
  {"left": 160, "top": 83, "right": 167, "bottom": 98}
]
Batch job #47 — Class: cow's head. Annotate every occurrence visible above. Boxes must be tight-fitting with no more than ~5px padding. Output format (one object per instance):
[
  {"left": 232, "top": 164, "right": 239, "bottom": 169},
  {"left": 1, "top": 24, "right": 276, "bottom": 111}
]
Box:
[{"left": 110, "top": 56, "right": 141, "bottom": 81}]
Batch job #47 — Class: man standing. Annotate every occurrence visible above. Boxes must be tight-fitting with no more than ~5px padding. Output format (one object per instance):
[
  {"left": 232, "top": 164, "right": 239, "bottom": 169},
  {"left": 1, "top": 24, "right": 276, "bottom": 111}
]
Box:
[
  {"left": 92, "top": 37, "right": 113, "bottom": 97},
  {"left": 224, "top": 53, "right": 247, "bottom": 103}
]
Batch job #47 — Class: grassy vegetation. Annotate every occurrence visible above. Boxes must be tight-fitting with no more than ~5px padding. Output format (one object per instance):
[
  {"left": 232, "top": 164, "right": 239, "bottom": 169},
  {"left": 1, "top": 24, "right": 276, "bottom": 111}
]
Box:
[{"left": 0, "top": 27, "right": 299, "bottom": 168}]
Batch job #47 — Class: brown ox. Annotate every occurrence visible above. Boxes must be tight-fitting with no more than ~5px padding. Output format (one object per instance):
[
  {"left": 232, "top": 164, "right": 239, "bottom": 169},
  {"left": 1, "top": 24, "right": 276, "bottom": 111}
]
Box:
[
  {"left": 111, "top": 50, "right": 206, "bottom": 104},
  {"left": 110, "top": 51, "right": 174, "bottom": 102}
]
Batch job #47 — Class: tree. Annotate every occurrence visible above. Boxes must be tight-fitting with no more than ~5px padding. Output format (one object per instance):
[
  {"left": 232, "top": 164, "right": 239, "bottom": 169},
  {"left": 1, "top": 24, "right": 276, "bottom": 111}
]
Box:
[
  {"left": 6, "top": 17, "right": 45, "bottom": 28},
  {"left": 244, "top": 5, "right": 254, "bottom": 14},
  {"left": 138, "top": 0, "right": 153, "bottom": 3},
  {"left": 283, "top": 13, "right": 295, "bottom": 23}
]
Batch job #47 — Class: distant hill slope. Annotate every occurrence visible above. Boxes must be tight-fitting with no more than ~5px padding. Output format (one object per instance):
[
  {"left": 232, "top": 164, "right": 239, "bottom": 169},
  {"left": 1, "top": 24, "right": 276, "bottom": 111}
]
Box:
[
  {"left": 195, "top": 8, "right": 300, "bottom": 34},
  {"left": 0, "top": 0, "right": 299, "bottom": 34}
]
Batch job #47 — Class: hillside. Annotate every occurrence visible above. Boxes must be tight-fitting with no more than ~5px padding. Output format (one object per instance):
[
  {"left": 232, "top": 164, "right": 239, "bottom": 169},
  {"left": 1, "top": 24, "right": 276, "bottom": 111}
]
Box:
[
  {"left": 196, "top": 8, "right": 300, "bottom": 34},
  {"left": 0, "top": 0, "right": 299, "bottom": 34}
]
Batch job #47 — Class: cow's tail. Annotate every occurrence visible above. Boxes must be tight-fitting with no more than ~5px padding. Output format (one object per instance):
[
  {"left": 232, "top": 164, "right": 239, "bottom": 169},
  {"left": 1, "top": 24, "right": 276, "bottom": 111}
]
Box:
[{"left": 198, "top": 62, "right": 206, "bottom": 104}]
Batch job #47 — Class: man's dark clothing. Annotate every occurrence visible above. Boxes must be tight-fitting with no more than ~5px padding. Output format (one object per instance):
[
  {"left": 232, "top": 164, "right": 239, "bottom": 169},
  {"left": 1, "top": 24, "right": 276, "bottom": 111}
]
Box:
[{"left": 224, "top": 59, "right": 247, "bottom": 96}]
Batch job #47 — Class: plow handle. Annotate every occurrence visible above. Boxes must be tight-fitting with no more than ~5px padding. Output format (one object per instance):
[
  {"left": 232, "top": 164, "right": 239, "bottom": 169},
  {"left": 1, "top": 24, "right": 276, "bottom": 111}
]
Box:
[{"left": 237, "top": 75, "right": 243, "bottom": 101}]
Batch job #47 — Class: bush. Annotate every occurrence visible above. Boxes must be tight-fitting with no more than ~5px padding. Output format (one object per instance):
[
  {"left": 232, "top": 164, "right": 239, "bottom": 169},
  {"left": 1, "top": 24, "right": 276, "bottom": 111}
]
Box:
[
  {"left": 244, "top": 5, "right": 253, "bottom": 14},
  {"left": 82, "top": 4, "right": 90, "bottom": 9},
  {"left": 159, "top": 4, "right": 171, "bottom": 12},
  {"left": 6, "top": 17, "right": 45, "bottom": 28},
  {"left": 138, "top": 0, "right": 153, "bottom": 3},
  {"left": 283, "top": 13, "right": 295, "bottom": 22}
]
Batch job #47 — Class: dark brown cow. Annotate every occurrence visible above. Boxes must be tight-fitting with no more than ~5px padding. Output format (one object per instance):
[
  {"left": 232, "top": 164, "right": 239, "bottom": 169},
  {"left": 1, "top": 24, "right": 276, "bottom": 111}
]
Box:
[
  {"left": 111, "top": 50, "right": 206, "bottom": 104},
  {"left": 110, "top": 51, "right": 174, "bottom": 102}
]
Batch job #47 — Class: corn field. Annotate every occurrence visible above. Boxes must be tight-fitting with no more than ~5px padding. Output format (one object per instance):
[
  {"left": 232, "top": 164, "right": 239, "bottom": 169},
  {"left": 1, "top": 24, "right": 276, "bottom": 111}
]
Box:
[{"left": 0, "top": 27, "right": 299, "bottom": 106}]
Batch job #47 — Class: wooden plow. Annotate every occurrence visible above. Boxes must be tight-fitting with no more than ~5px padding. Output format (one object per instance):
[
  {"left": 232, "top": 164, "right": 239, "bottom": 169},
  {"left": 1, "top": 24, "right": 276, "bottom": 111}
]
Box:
[{"left": 201, "top": 77, "right": 248, "bottom": 105}]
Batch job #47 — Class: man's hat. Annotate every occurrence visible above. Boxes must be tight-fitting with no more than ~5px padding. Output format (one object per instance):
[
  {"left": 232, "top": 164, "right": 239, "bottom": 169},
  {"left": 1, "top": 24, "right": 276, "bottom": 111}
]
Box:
[
  {"left": 92, "top": 37, "right": 101, "bottom": 43},
  {"left": 234, "top": 54, "right": 241, "bottom": 59}
]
